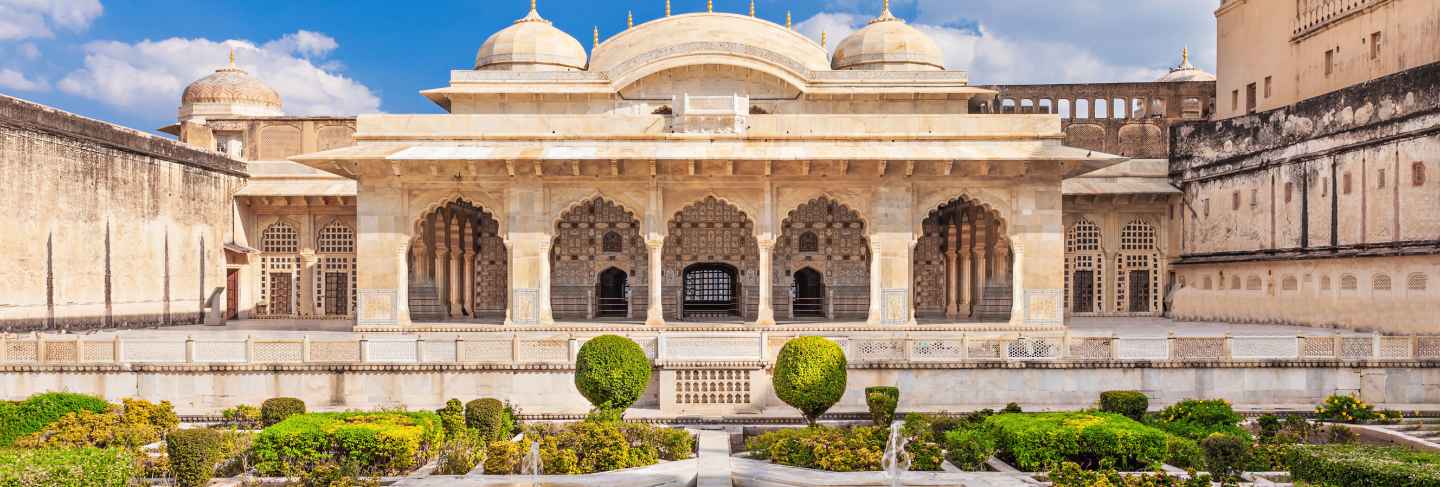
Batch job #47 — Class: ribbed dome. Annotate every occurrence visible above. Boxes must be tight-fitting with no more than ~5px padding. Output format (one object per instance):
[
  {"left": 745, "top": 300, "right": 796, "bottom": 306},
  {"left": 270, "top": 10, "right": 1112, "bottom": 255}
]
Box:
[
  {"left": 1156, "top": 48, "right": 1215, "bottom": 82},
  {"left": 832, "top": 5, "right": 943, "bottom": 71},
  {"left": 181, "top": 65, "right": 282, "bottom": 109},
  {"left": 475, "top": 5, "right": 587, "bottom": 71}
]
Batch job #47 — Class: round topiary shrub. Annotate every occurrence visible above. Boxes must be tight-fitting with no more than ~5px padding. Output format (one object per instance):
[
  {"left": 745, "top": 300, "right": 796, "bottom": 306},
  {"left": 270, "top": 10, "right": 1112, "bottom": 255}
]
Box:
[
  {"left": 574, "top": 335, "right": 652, "bottom": 416},
  {"left": 772, "top": 336, "right": 847, "bottom": 426},
  {"left": 465, "top": 398, "right": 516, "bottom": 441},
  {"left": 865, "top": 386, "right": 899, "bottom": 426},
  {"left": 167, "top": 428, "right": 227, "bottom": 487},
  {"left": 1200, "top": 433, "right": 1250, "bottom": 481},
  {"left": 1098, "top": 391, "right": 1149, "bottom": 421},
  {"left": 259, "top": 397, "right": 305, "bottom": 426}
]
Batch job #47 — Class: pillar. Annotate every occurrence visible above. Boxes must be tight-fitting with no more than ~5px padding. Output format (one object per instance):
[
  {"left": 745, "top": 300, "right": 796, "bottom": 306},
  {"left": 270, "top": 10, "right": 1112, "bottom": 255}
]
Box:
[
  {"left": 463, "top": 219, "right": 476, "bottom": 317},
  {"left": 410, "top": 239, "right": 428, "bottom": 283},
  {"left": 866, "top": 240, "right": 882, "bottom": 324},
  {"left": 432, "top": 214, "right": 449, "bottom": 318},
  {"left": 448, "top": 214, "right": 463, "bottom": 318},
  {"left": 646, "top": 238, "right": 665, "bottom": 326},
  {"left": 538, "top": 238, "right": 554, "bottom": 324},
  {"left": 944, "top": 224, "right": 959, "bottom": 320},
  {"left": 300, "top": 252, "right": 318, "bottom": 316},
  {"left": 973, "top": 212, "right": 989, "bottom": 312},
  {"left": 396, "top": 245, "right": 411, "bottom": 325},
  {"left": 959, "top": 218, "right": 973, "bottom": 317},
  {"left": 994, "top": 238, "right": 1011, "bottom": 282},
  {"left": 756, "top": 238, "right": 776, "bottom": 326}
]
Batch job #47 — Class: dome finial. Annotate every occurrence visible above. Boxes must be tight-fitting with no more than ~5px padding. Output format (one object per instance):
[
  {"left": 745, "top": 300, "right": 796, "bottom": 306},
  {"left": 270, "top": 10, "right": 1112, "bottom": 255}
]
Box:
[
  {"left": 707, "top": 0, "right": 713, "bottom": 12},
  {"left": 516, "top": 0, "right": 548, "bottom": 23},
  {"left": 786, "top": 11, "right": 792, "bottom": 29},
  {"left": 227, "top": 47, "right": 235, "bottom": 67},
  {"left": 665, "top": 0, "right": 671, "bottom": 17},
  {"left": 627, "top": 10, "right": 634, "bottom": 28},
  {"left": 593, "top": 26, "right": 599, "bottom": 48},
  {"left": 821, "top": 31, "right": 827, "bottom": 49},
  {"left": 1183, "top": 46, "right": 1190, "bottom": 65},
  {"left": 530, "top": 0, "right": 537, "bottom": 12},
  {"left": 871, "top": 0, "right": 899, "bottom": 23},
  {"left": 750, "top": 0, "right": 755, "bottom": 17}
]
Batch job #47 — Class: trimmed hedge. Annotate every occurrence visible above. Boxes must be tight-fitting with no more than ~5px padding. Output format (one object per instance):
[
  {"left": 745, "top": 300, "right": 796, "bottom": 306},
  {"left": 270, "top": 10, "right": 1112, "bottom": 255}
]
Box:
[
  {"left": 483, "top": 421, "right": 694, "bottom": 475},
  {"left": 772, "top": 337, "right": 847, "bottom": 425},
  {"left": 0, "top": 392, "right": 109, "bottom": 446},
  {"left": 864, "top": 386, "right": 899, "bottom": 426},
  {"left": 1288, "top": 444, "right": 1440, "bottom": 487},
  {"left": 260, "top": 397, "right": 305, "bottom": 426},
  {"left": 574, "top": 335, "right": 652, "bottom": 415},
  {"left": 1200, "top": 432, "right": 1249, "bottom": 481},
  {"left": 167, "top": 428, "right": 228, "bottom": 487},
  {"left": 943, "top": 428, "right": 996, "bottom": 471},
  {"left": 1153, "top": 399, "right": 1250, "bottom": 442},
  {"left": 0, "top": 447, "right": 136, "bottom": 487},
  {"left": 983, "top": 412, "right": 1168, "bottom": 471},
  {"left": 14, "top": 398, "right": 178, "bottom": 449},
  {"left": 1099, "top": 391, "right": 1149, "bottom": 421},
  {"left": 746, "top": 426, "right": 943, "bottom": 473},
  {"left": 251, "top": 412, "right": 444, "bottom": 476},
  {"left": 465, "top": 398, "right": 516, "bottom": 441}
]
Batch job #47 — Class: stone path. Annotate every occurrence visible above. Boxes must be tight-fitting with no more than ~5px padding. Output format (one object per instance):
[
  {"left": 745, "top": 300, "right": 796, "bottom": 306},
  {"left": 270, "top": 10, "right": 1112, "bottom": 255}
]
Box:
[{"left": 696, "top": 429, "right": 731, "bottom": 487}]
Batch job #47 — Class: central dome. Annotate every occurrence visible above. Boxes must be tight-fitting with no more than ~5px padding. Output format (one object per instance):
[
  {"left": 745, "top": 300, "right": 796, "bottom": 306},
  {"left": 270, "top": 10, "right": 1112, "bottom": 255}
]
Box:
[
  {"left": 182, "top": 64, "right": 282, "bottom": 109},
  {"left": 475, "top": 4, "right": 587, "bottom": 71},
  {"left": 588, "top": 12, "right": 831, "bottom": 77},
  {"left": 832, "top": 4, "right": 943, "bottom": 71}
]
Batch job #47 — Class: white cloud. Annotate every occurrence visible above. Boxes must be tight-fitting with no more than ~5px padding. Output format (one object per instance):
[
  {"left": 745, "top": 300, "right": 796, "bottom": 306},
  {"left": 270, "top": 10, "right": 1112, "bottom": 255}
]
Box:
[
  {"left": 17, "top": 42, "right": 40, "bottom": 60},
  {"left": 56, "top": 31, "right": 381, "bottom": 117},
  {"left": 0, "top": 68, "right": 49, "bottom": 91},
  {"left": 804, "top": 0, "right": 1215, "bottom": 84},
  {"left": 0, "top": 0, "right": 103, "bottom": 40}
]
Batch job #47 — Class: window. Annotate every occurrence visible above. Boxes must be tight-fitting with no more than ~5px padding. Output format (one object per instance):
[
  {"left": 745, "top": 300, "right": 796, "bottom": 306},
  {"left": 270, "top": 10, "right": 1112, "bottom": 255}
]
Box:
[
  {"left": 1202, "top": 276, "right": 1213, "bottom": 290},
  {"left": 1343, "top": 172, "right": 1352, "bottom": 194},
  {"left": 1410, "top": 273, "right": 1429, "bottom": 291},
  {"left": 261, "top": 221, "right": 299, "bottom": 253},
  {"left": 1325, "top": 49, "right": 1335, "bottom": 76},
  {"left": 1232, "top": 191, "right": 1241, "bottom": 211},
  {"left": 1285, "top": 182, "right": 1294, "bottom": 203},
  {"left": 1246, "top": 276, "right": 1263, "bottom": 291},
  {"left": 1250, "top": 188, "right": 1259, "bottom": 209},
  {"left": 1340, "top": 274, "right": 1358, "bottom": 291},
  {"left": 1231, "top": 90, "right": 1239, "bottom": 111},
  {"left": 1370, "top": 32, "right": 1382, "bottom": 60},
  {"left": 1246, "top": 83, "right": 1257, "bottom": 114},
  {"left": 1264, "top": 76, "right": 1273, "bottom": 98},
  {"left": 1373, "top": 274, "right": 1392, "bottom": 291},
  {"left": 601, "top": 231, "right": 623, "bottom": 253},
  {"left": 797, "top": 231, "right": 820, "bottom": 253},
  {"left": 1378, "top": 168, "right": 1386, "bottom": 189},
  {"left": 317, "top": 222, "right": 354, "bottom": 254},
  {"left": 1415, "top": 162, "right": 1427, "bottom": 186},
  {"left": 1320, "top": 275, "right": 1332, "bottom": 291},
  {"left": 1230, "top": 276, "right": 1241, "bottom": 290},
  {"left": 1282, "top": 276, "right": 1298, "bottom": 291}
]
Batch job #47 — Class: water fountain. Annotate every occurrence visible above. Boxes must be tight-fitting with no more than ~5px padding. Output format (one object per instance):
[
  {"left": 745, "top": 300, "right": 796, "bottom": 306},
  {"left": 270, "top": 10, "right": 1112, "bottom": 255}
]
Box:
[
  {"left": 520, "top": 438, "right": 542, "bottom": 487},
  {"left": 881, "top": 420, "right": 911, "bottom": 487}
]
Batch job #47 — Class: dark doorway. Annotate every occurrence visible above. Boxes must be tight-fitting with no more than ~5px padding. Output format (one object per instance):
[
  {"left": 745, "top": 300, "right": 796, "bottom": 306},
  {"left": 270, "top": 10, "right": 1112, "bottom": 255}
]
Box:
[
  {"left": 682, "top": 263, "right": 740, "bottom": 319},
  {"left": 1129, "top": 270, "right": 1151, "bottom": 313},
  {"left": 792, "top": 268, "right": 825, "bottom": 318},
  {"left": 325, "top": 272, "right": 349, "bottom": 316},
  {"left": 1073, "top": 270, "right": 1095, "bottom": 313},
  {"left": 225, "top": 269, "right": 239, "bottom": 320},
  {"left": 597, "top": 267, "right": 629, "bottom": 317}
]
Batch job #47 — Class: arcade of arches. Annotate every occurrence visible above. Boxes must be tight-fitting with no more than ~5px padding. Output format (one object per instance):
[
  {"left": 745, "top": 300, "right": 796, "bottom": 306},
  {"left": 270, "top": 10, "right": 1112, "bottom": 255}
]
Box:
[
  {"left": 915, "top": 197, "right": 1014, "bottom": 322},
  {"left": 405, "top": 200, "right": 507, "bottom": 322}
]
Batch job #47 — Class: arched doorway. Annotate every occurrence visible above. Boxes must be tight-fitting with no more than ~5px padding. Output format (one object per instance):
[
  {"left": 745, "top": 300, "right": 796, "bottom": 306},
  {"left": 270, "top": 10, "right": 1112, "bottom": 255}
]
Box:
[
  {"left": 552, "top": 197, "right": 646, "bottom": 320},
  {"left": 1065, "top": 218, "right": 1104, "bottom": 315},
  {"left": 664, "top": 197, "right": 760, "bottom": 321},
  {"left": 792, "top": 268, "right": 825, "bottom": 318},
  {"left": 596, "top": 267, "right": 629, "bottom": 317},
  {"left": 683, "top": 263, "right": 740, "bottom": 319},
  {"left": 775, "top": 197, "right": 869, "bottom": 320},
  {"left": 407, "top": 199, "right": 506, "bottom": 323},
  {"left": 916, "top": 196, "right": 1012, "bottom": 322}
]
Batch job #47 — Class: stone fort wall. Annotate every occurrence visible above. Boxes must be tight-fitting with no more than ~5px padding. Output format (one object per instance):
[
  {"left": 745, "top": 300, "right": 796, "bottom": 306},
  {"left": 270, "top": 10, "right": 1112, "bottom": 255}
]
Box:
[
  {"left": 1169, "top": 61, "right": 1440, "bottom": 333},
  {"left": 0, "top": 95, "right": 247, "bottom": 332}
]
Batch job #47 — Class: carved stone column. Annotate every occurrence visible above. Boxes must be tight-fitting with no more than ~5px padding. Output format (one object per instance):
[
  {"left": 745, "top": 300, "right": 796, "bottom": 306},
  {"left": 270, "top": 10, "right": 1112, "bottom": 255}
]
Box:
[
  {"left": 944, "top": 224, "right": 959, "bottom": 320},
  {"left": 538, "top": 238, "right": 554, "bottom": 324},
  {"left": 645, "top": 238, "right": 665, "bottom": 326},
  {"left": 396, "top": 245, "right": 411, "bottom": 325},
  {"left": 959, "top": 217, "right": 973, "bottom": 317},
  {"left": 300, "top": 251, "right": 318, "bottom": 316},
  {"left": 448, "top": 214, "right": 463, "bottom": 318},
  {"left": 866, "top": 240, "right": 882, "bottom": 324},
  {"left": 410, "top": 238, "right": 428, "bottom": 283},
  {"left": 994, "top": 238, "right": 1011, "bottom": 282},
  {"left": 432, "top": 213, "right": 449, "bottom": 318},
  {"left": 756, "top": 238, "right": 776, "bottom": 326},
  {"left": 972, "top": 213, "right": 989, "bottom": 315},
  {"left": 462, "top": 219, "right": 476, "bottom": 317}
]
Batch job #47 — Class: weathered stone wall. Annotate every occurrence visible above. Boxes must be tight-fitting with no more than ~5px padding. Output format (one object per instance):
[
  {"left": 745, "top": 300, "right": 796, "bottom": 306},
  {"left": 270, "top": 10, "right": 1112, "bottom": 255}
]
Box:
[
  {"left": 1170, "top": 61, "right": 1440, "bottom": 332},
  {"left": 0, "top": 95, "right": 246, "bottom": 331},
  {"left": 978, "top": 81, "right": 1216, "bottom": 159}
]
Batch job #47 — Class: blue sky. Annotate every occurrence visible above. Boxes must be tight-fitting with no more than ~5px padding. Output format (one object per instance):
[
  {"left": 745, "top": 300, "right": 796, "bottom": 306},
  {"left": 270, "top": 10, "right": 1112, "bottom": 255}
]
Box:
[{"left": 0, "top": 0, "right": 1218, "bottom": 133}]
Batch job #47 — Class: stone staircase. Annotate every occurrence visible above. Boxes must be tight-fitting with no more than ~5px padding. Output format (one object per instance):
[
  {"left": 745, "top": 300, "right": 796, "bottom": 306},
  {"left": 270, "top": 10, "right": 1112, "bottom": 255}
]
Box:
[
  {"left": 1377, "top": 418, "right": 1440, "bottom": 444},
  {"left": 974, "top": 283, "right": 1014, "bottom": 322},
  {"left": 408, "top": 283, "right": 446, "bottom": 322}
]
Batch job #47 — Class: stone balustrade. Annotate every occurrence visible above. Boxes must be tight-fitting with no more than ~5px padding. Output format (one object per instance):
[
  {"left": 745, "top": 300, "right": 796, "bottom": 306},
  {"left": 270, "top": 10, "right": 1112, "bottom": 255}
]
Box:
[{"left": 3, "top": 331, "right": 1436, "bottom": 367}]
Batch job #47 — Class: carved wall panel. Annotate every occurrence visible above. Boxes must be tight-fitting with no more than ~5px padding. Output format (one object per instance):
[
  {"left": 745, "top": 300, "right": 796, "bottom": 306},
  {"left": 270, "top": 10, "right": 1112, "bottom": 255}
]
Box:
[{"left": 663, "top": 197, "right": 760, "bottom": 318}]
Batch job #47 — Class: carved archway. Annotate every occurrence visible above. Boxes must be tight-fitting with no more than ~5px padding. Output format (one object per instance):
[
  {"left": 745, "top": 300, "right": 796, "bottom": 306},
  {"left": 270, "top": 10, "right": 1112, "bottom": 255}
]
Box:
[
  {"left": 1065, "top": 218, "right": 1104, "bottom": 315},
  {"left": 552, "top": 197, "right": 646, "bottom": 320},
  {"left": 915, "top": 195, "right": 1012, "bottom": 322},
  {"left": 775, "top": 197, "right": 869, "bottom": 320},
  {"left": 664, "top": 196, "right": 760, "bottom": 321},
  {"left": 407, "top": 199, "right": 506, "bottom": 322}
]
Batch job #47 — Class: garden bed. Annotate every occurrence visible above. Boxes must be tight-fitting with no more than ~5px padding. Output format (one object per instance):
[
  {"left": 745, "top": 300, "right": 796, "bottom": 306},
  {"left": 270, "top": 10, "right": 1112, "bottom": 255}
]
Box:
[
  {"left": 985, "top": 412, "right": 1169, "bottom": 471},
  {"left": 251, "top": 411, "right": 445, "bottom": 477},
  {"left": 1287, "top": 444, "right": 1440, "bottom": 486}
]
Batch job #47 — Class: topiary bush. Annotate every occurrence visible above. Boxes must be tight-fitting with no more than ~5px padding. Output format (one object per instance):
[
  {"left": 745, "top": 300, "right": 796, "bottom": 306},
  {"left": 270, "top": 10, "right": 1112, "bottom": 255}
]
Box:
[
  {"left": 1313, "top": 393, "right": 1399, "bottom": 424},
  {"left": 0, "top": 447, "right": 137, "bottom": 486},
  {"left": 260, "top": 397, "right": 305, "bottom": 426},
  {"left": 864, "top": 386, "right": 899, "bottom": 426},
  {"left": 464, "top": 398, "right": 516, "bottom": 442},
  {"left": 436, "top": 399, "right": 466, "bottom": 439},
  {"left": 1099, "top": 391, "right": 1149, "bottom": 421},
  {"left": 251, "top": 412, "right": 444, "bottom": 477},
  {"left": 772, "top": 336, "right": 847, "bottom": 426},
  {"left": 943, "top": 428, "right": 996, "bottom": 471},
  {"left": 222, "top": 404, "right": 262, "bottom": 428},
  {"left": 1163, "top": 435, "right": 1204, "bottom": 470},
  {"left": 0, "top": 392, "right": 109, "bottom": 446},
  {"left": 984, "top": 412, "right": 1168, "bottom": 471},
  {"left": 167, "top": 428, "right": 228, "bottom": 487},
  {"left": 1200, "top": 433, "right": 1250, "bottom": 481},
  {"left": 1153, "top": 399, "right": 1249, "bottom": 442},
  {"left": 573, "top": 335, "right": 652, "bottom": 417}
]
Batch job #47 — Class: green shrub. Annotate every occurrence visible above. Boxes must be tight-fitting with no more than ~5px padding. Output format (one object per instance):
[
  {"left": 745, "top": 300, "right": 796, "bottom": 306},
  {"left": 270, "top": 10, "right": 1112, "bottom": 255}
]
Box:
[
  {"left": 574, "top": 335, "right": 652, "bottom": 417},
  {"left": 1288, "top": 444, "right": 1440, "bottom": 487},
  {"left": 435, "top": 434, "right": 486, "bottom": 476},
  {"left": 906, "top": 439, "right": 943, "bottom": 471},
  {"left": 298, "top": 462, "right": 380, "bottom": 487},
  {"left": 865, "top": 386, "right": 899, "bottom": 426},
  {"left": 436, "top": 399, "right": 466, "bottom": 439},
  {"left": 620, "top": 422, "right": 695, "bottom": 461},
  {"left": 1199, "top": 433, "right": 1249, "bottom": 481},
  {"left": 1002, "top": 402, "right": 1023, "bottom": 414},
  {"left": 1099, "top": 391, "right": 1150, "bottom": 421},
  {"left": 1314, "top": 393, "right": 1385, "bottom": 423},
  {"left": 167, "top": 428, "right": 228, "bottom": 487},
  {"left": 1048, "top": 462, "right": 1215, "bottom": 487},
  {"left": 483, "top": 421, "right": 691, "bottom": 475},
  {"left": 260, "top": 397, "right": 306, "bottom": 426},
  {"left": 772, "top": 336, "right": 847, "bottom": 426},
  {"left": 1163, "top": 435, "right": 1203, "bottom": 470},
  {"left": 14, "top": 398, "right": 178, "bottom": 449},
  {"left": 943, "top": 428, "right": 996, "bottom": 471},
  {"left": 0, "top": 447, "right": 136, "bottom": 487},
  {"left": 984, "top": 412, "right": 1168, "bottom": 471},
  {"left": 465, "top": 398, "right": 516, "bottom": 441},
  {"left": 1153, "top": 399, "right": 1249, "bottom": 442},
  {"left": 484, "top": 440, "right": 522, "bottom": 475},
  {"left": 748, "top": 426, "right": 886, "bottom": 471},
  {"left": 222, "top": 404, "right": 262, "bottom": 428},
  {"left": 251, "top": 412, "right": 444, "bottom": 477},
  {"left": 1257, "top": 414, "right": 1282, "bottom": 441},
  {"left": 1325, "top": 424, "right": 1357, "bottom": 444},
  {"left": 0, "top": 392, "right": 109, "bottom": 446}
]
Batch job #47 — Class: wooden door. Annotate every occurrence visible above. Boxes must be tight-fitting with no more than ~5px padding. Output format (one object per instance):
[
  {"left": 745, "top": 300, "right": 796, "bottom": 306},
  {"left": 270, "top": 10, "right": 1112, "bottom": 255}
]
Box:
[
  {"left": 1129, "top": 270, "right": 1151, "bottom": 313},
  {"left": 225, "top": 269, "right": 239, "bottom": 319},
  {"left": 1073, "top": 270, "right": 1095, "bottom": 313},
  {"left": 269, "top": 273, "right": 292, "bottom": 315},
  {"left": 325, "top": 272, "right": 348, "bottom": 315}
]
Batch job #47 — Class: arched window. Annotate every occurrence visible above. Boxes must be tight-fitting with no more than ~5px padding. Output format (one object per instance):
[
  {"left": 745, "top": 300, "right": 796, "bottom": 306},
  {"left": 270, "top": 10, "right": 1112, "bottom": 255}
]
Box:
[
  {"left": 1120, "top": 220, "right": 1157, "bottom": 251},
  {"left": 601, "top": 231, "right": 623, "bottom": 253},
  {"left": 1373, "top": 274, "right": 1392, "bottom": 291},
  {"left": 1282, "top": 276, "right": 1298, "bottom": 291},
  {"left": 1409, "top": 273, "right": 1428, "bottom": 291},
  {"left": 1202, "top": 276, "right": 1213, "bottom": 290},
  {"left": 1066, "top": 219, "right": 1102, "bottom": 252},
  {"left": 261, "top": 221, "right": 299, "bottom": 253},
  {"left": 1320, "top": 275, "right": 1332, "bottom": 291},
  {"left": 1230, "top": 276, "right": 1241, "bottom": 290},
  {"left": 797, "top": 231, "right": 820, "bottom": 253},
  {"left": 1246, "top": 276, "right": 1263, "bottom": 291},
  {"left": 1340, "top": 274, "right": 1358, "bottom": 291},
  {"left": 1414, "top": 162, "right": 1427, "bottom": 187},
  {"left": 317, "top": 221, "right": 354, "bottom": 254}
]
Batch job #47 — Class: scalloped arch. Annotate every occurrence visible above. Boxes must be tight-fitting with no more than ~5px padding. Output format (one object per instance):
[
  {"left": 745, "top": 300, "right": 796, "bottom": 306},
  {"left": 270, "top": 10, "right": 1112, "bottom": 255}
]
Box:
[{"left": 410, "top": 193, "right": 505, "bottom": 239}]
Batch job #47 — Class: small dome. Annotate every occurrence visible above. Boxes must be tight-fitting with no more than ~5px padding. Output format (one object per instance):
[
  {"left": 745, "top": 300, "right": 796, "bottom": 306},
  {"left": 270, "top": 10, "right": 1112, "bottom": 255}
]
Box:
[
  {"left": 832, "top": 4, "right": 943, "bottom": 71},
  {"left": 1156, "top": 48, "right": 1215, "bottom": 82},
  {"left": 475, "top": 5, "right": 587, "bottom": 71},
  {"left": 181, "top": 64, "right": 282, "bottom": 109}
]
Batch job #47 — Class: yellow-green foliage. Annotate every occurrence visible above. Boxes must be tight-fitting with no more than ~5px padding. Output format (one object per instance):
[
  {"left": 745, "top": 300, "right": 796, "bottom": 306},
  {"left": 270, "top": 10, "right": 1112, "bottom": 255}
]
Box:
[
  {"left": 984, "top": 412, "right": 1168, "bottom": 471},
  {"left": 251, "top": 412, "right": 444, "bottom": 477},
  {"left": 0, "top": 447, "right": 137, "bottom": 487},
  {"left": 14, "top": 398, "right": 178, "bottom": 449},
  {"left": 0, "top": 393, "right": 109, "bottom": 447},
  {"left": 484, "top": 421, "right": 694, "bottom": 475},
  {"left": 1288, "top": 444, "right": 1440, "bottom": 487},
  {"left": 772, "top": 337, "right": 847, "bottom": 425},
  {"left": 167, "top": 428, "right": 243, "bottom": 487}
]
